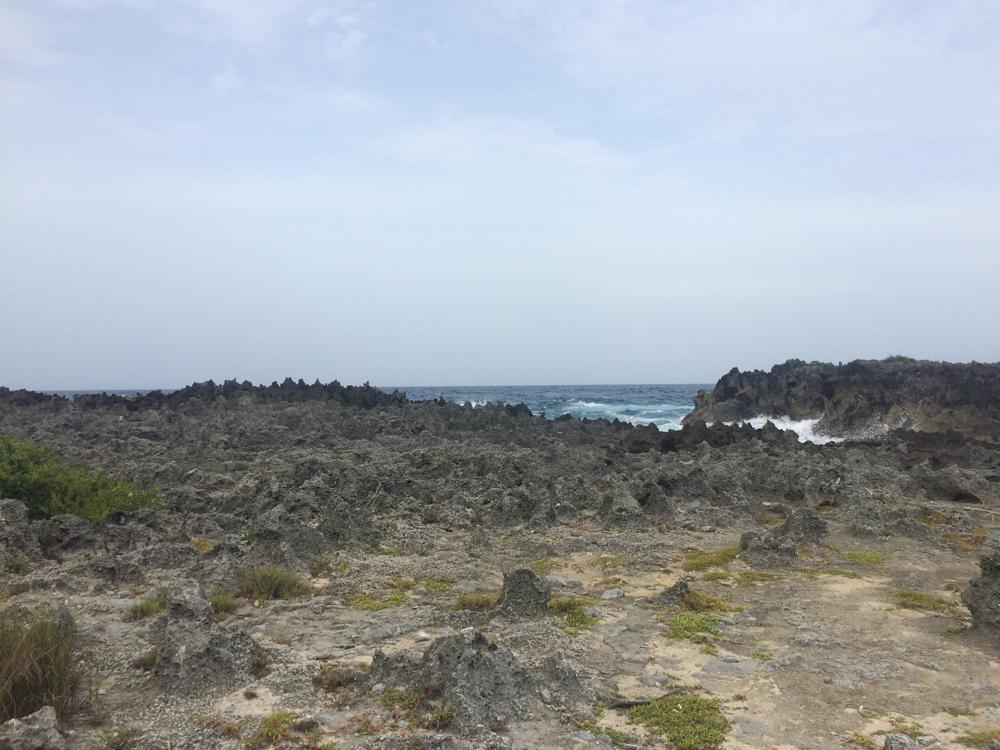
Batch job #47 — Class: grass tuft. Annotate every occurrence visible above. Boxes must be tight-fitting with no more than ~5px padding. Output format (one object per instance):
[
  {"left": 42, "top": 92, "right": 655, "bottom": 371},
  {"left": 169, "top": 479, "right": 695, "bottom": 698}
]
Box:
[
  {"left": 421, "top": 578, "right": 453, "bottom": 592},
  {"left": 891, "top": 588, "right": 954, "bottom": 613},
  {"left": 734, "top": 571, "right": 784, "bottom": 587},
  {"left": 681, "top": 589, "right": 742, "bottom": 614},
  {"left": 245, "top": 710, "right": 295, "bottom": 749},
  {"left": 450, "top": 592, "right": 498, "bottom": 612},
  {"left": 803, "top": 567, "right": 860, "bottom": 580},
  {"left": 209, "top": 589, "right": 239, "bottom": 620},
  {"left": 122, "top": 596, "right": 165, "bottom": 623},
  {"left": 0, "top": 607, "right": 80, "bottom": 722},
  {"left": 843, "top": 551, "right": 886, "bottom": 565},
  {"left": 681, "top": 547, "right": 739, "bottom": 572},
  {"left": 346, "top": 593, "right": 406, "bottom": 611},
  {"left": 0, "top": 435, "right": 158, "bottom": 522},
  {"left": 236, "top": 566, "right": 308, "bottom": 602},
  {"left": 627, "top": 694, "right": 730, "bottom": 750}
]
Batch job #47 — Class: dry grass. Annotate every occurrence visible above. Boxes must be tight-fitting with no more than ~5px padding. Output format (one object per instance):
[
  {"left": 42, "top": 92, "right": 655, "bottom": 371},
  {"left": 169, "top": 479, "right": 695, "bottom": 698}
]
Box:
[
  {"left": 0, "top": 608, "right": 81, "bottom": 722},
  {"left": 236, "top": 566, "right": 308, "bottom": 602},
  {"left": 681, "top": 547, "right": 740, "bottom": 572}
]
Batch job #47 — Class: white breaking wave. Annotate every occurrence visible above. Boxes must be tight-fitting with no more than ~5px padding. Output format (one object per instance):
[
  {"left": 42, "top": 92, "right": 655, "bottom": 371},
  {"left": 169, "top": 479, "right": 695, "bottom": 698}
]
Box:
[{"left": 737, "top": 416, "right": 844, "bottom": 445}]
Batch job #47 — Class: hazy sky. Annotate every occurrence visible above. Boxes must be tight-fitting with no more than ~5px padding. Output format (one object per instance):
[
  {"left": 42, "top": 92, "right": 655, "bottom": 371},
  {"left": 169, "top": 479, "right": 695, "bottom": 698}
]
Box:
[{"left": 2, "top": 1, "right": 999, "bottom": 388}]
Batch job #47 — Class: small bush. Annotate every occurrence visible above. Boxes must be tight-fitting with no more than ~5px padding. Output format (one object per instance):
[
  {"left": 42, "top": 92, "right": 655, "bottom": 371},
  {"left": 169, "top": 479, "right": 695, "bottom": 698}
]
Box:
[
  {"left": 0, "top": 607, "right": 81, "bottom": 722},
  {"left": 209, "top": 589, "right": 239, "bottom": 620},
  {"left": 246, "top": 710, "right": 295, "bottom": 748},
  {"left": 529, "top": 559, "right": 558, "bottom": 576},
  {"left": 312, "top": 663, "right": 365, "bottom": 692},
  {"left": 122, "top": 596, "right": 165, "bottom": 623},
  {"left": 803, "top": 567, "right": 860, "bottom": 580},
  {"left": 0, "top": 435, "right": 159, "bottom": 522},
  {"left": 627, "top": 694, "right": 730, "bottom": 750},
  {"left": 450, "top": 592, "right": 498, "bottom": 612},
  {"left": 681, "top": 547, "right": 739, "bottom": 572},
  {"left": 548, "top": 596, "right": 600, "bottom": 632},
  {"left": 236, "top": 566, "right": 307, "bottom": 602}
]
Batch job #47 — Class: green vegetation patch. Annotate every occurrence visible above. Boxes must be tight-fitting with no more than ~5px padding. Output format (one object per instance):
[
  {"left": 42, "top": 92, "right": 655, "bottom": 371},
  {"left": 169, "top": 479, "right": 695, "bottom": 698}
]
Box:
[
  {"left": 843, "top": 550, "right": 886, "bottom": 565},
  {"left": 0, "top": 435, "right": 159, "bottom": 522},
  {"left": 681, "top": 589, "right": 742, "bottom": 614},
  {"left": 575, "top": 719, "right": 628, "bottom": 748},
  {"left": 245, "top": 710, "right": 295, "bottom": 748},
  {"left": 627, "top": 694, "right": 730, "bottom": 750},
  {"left": 421, "top": 578, "right": 453, "bottom": 592},
  {"left": 700, "top": 570, "right": 731, "bottom": 583},
  {"left": 209, "top": 589, "right": 239, "bottom": 621},
  {"left": 346, "top": 593, "right": 406, "bottom": 611},
  {"left": 450, "top": 592, "right": 498, "bottom": 612},
  {"left": 236, "top": 565, "right": 308, "bottom": 602},
  {"left": 548, "top": 596, "right": 600, "bottom": 632},
  {"left": 945, "top": 707, "right": 976, "bottom": 717},
  {"left": 891, "top": 588, "right": 954, "bottom": 613},
  {"left": 122, "top": 596, "right": 166, "bottom": 623},
  {"left": 850, "top": 733, "right": 876, "bottom": 749},
  {"left": 957, "top": 730, "right": 1000, "bottom": 748},
  {"left": 0, "top": 607, "right": 81, "bottom": 722},
  {"left": 662, "top": 611, "right": 722, "bottom": 644},
  {"left": 681, "top": 547, "right": 740, "bottom": 572}
]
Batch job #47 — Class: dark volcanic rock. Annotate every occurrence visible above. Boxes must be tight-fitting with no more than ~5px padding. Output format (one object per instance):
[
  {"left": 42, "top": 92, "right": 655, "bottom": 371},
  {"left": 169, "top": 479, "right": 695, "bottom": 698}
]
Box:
[
  {"left": 684, "top": 358, "right": 1000, "bottom": 442},
  {"left": 740, "top": 508, "right": 829, "bottom": 567},
  {"left": 962, "top": 552, "right": 1000, "bottom": 630},
  {"left": 495, "top": 569, "right": 551, "bottom": 617},
  {"left": 648, "top": 579, "right": 689, "bottom": 607}
]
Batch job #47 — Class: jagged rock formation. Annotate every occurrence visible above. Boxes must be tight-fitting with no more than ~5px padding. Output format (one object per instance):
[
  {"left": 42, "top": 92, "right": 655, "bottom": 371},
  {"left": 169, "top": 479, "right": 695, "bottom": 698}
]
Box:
[
  {"left": 495, "top": 569, "right": 551, "bottom": 617},
  {"left": 684, "top": 357, "right": 1000, "bottom": 441},
  {"left": 740, "top": 508, "right": 829, "bottom": 567},
  {"left": 962, "top": 552, "right": 1000, "bottom": 630}
]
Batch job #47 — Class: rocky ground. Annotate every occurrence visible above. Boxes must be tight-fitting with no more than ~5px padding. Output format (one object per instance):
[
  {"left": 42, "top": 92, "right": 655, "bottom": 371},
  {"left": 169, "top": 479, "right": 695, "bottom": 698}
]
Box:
[{"left": 1, "top": 381, "right": 999, "bottom": 750}]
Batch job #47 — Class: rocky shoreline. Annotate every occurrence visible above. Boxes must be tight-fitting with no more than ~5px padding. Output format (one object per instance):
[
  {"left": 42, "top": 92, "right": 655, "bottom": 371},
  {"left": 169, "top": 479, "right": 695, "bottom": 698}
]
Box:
[
  {"left": 684, "top": 358, "right": 1000, "bottom": 442},
  {"left": 1, "top": 369, "right": 999, "bottom": 750}
]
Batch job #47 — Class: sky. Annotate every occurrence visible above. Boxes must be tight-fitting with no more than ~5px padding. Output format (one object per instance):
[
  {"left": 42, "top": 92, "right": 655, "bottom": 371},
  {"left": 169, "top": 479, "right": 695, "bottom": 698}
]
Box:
[{"left": 1, "top": 0, "right": 999, "bottom": 389}]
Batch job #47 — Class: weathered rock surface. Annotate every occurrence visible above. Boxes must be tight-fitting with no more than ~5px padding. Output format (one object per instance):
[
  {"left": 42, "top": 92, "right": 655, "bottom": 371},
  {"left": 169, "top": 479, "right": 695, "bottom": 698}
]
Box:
[
  {"left": 0, "top": 707, "right": 66, "bottom": 750},
  {"left": 495, "top": 569, "right": 551, "bottom": 617},
  {"left": 740, "top": 508, "right": 829, "bottom": 567},
  {"left": 684, "top": 357, "right": 1000, "bottom": 441},
  {"left": 962, "top": 552, "right": 1000, "bottom": 630}
]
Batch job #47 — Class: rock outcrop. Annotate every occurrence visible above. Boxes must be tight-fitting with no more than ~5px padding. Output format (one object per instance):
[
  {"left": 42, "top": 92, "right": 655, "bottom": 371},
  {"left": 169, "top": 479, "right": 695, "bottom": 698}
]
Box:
[
  {"left": 684, "top": 358, "right": 1000, "bottom": 442},
  {"left": 741, "top": 508, "right": 829, "bottom": 567},
  {"left": 495, "top": 569, "right": 551, "bottom": 617},
  {"left": 0, "top": 707, "right": 66, "bottom": 750},
  {"left": 962, "top": 552, "right": 1000, "bottom": 630}
]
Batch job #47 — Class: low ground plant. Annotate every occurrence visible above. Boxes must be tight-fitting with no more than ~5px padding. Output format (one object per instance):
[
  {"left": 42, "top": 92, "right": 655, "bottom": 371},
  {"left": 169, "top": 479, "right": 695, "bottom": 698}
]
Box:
[
  {"left": 0, "top": 435, "right": 159, "bottom": 522},
  {"left": 236, "top": 566, "right": 308, "bottom": 601},
  {"left": 0, "top": 608, "right": 81, "bottom": 721}
]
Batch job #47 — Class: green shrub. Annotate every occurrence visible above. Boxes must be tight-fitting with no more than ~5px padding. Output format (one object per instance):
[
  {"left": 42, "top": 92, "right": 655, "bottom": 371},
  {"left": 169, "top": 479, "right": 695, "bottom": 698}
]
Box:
[
  {"left": 0, "top": 607, "right": 81, "bottom": 721},
  {"left": 246, "top": 710, "right": 295, "bottom": 748},
  {"left": 236, "top": 566, "right": 308, "bottom": 601},
  {"left": 122, "top": 596, "right": 165, "bottom": 623},
  {"left": 0, "top": 435, "right": 158, "bottom": 522},
  {"left": 209, "top": 589, "right": 239, "bottom": 620},
  {"left": 957, "top": 730, "right": 1000, "bottom": 748},
  {"left": 662, "top": 611, "right": 722, "bottom": 644},
  {"left": 627, "top": 694, "right": 730, "bottom": 750},
  {"left": 450, "top": 592, "right": 498, "bottom": 611}
]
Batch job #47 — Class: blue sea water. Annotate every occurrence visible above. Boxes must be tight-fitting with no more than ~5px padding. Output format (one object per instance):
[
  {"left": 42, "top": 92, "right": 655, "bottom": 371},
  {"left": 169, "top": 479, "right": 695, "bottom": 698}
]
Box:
[{"left": 398, "top": 384, "right": 708, "bottom": 431}]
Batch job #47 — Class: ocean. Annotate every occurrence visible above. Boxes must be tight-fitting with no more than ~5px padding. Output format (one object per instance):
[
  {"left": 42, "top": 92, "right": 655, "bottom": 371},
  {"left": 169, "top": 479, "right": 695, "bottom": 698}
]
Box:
[{"left": 398, "top": 384, "right": 707, "bottom": 432}]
